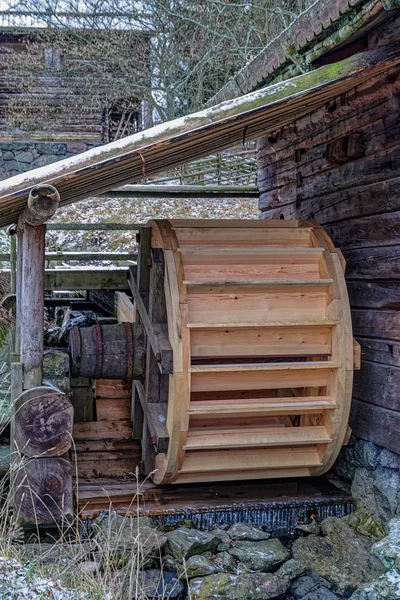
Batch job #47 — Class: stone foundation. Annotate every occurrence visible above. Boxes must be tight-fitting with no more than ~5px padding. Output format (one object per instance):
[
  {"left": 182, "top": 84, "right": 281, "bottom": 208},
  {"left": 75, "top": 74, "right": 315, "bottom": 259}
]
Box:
[
  {"left": 334, "top": 436, "right": 400, "bottom": 526},
  {"left": 0, "top": 141, "right": 96, "bottom": 180}
]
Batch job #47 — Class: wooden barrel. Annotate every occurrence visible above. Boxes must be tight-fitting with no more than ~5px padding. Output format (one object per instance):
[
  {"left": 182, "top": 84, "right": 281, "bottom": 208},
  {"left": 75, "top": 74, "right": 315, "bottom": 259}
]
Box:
[
  {"left": 140, "top": 219, "right": 354, "bottom": 485},
  {"left": 70, "top": 322, "right": 143, "bottom": 380}
]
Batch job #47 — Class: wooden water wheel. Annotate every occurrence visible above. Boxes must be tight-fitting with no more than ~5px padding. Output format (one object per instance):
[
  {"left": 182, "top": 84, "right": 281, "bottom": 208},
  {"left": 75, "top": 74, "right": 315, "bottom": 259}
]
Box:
[{"left": 130, "top": 219, "right": 354, "bottom": 486}]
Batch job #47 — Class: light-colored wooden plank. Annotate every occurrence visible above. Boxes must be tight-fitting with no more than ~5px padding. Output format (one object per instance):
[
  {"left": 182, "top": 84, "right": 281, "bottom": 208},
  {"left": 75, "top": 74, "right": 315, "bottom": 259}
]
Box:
[
  {"left": 190, "top": 361, "right": 338, "bottom": 372},
  {"left": 187, "top": 286, "right": 328, "bottom": 324},
  {"left": 174, "top": 227, "right": 312, "bottom": 248},
  {"left": 180, "top": 247, "right": 323, "bottom": 281},
  {"left": 188, "top": 320, "right": 338, "bottom": 328},
  {"left": 190, "top": 365, "right": 336, "bottom": 393},
  {"left": 184, "top": 279, "right": 334, "bottom": 287},
  {"left": 190, "top": 324, "right": 333, "bottom": 357},
  {"left": 73, "top": 420, "right": 133, "bottom": 441},
  {"left": 184, "top": 425, "right": 331, "bottom": 450},
  {"left": 181, "top": 446, "right": 323, "bottom": 473},
  {"left": 116, "top": 291, "right": 135, "bottom": 323},
  {"left": 171, "top": 219, "right": 301, "bottom": 228},
  {"left": 96, "top": 398, "right": 131, "bottom": 421},
  {"left": 174, "top": 467, "right": 311, "bottom": 484},
  {"left": 188, "top": 396, "right": 336, "bottom": 417}
]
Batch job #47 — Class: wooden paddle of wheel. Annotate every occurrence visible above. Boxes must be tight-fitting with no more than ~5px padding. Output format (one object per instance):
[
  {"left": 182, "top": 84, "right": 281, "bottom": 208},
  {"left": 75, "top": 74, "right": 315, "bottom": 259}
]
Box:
[{"left": 129, "top": 219, "right": 354, "bottom": 485}]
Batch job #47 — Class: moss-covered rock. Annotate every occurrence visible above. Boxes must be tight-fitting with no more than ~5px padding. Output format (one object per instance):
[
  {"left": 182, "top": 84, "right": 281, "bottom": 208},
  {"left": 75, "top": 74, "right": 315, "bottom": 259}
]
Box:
[
  {"left": 178, "top": 554, "right": 223, "bottom": 579},
  {"left": 213, "top": 551, "right": 237, "bottom": 573},
  {"left": 43, "top": 350, "right": 70, "bottom": 393},
  {"left": 344, "top": 509, "right": 387, "bottom": 541},
  {"left": 292, "top": 517, "right": 385, "bottom": 595},
  {"left": 166, "top": 527, "right": 219, "bottom": 559},
  {"left": 227, "top": 523, "right": 270, "bottom": 542},
  {"left": 372, "top": 517, "right": 400, "bottom": 571},
  {"left": 275, "top": 558, "right": 306, "bottom": 582},
  {"left": 189, "top": 572, "right": 290, "bottom": 600},
  {"left": 227, "top": 538, "right": 290, "bottom": 572}
]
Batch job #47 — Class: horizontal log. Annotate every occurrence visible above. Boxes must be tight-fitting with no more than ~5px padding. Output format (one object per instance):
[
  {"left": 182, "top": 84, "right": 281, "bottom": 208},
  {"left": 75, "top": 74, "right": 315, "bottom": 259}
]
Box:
[
  {"left": 325, "top": 212, "right": 400, "bottom": 250},
  {"left": 353, "top": 360, "right": 400, "bottom": 411},
  {"left": 0, "top": 268, "right": 129, "bottom": 291},
  {"left": 345, "top": 245, "right": 400, "bottom": 279},
  {"left": 261, "top": 175, "right": 400, "bottom": 222},
  {"left": 352, "top": 309, "right": 400, "bottom": 341},
  {"left": 258, "top": 98, "right": 400, "bottom": 192},
  {"left": 47, "top": 223, "right": 142, "bottom": 231},
  {"left": 357, "top": 336, "right": 400, "bottom": 367},
  {"left": 347, "top": 280, "right": 400, "bottom": 310},
  {"left": 101, "top": 184, "right": 259, "bottom": 199},
  {"left": 350, "top": 398, "right": 400, "bottom": 454},
  {"left": 0, "top": 251, "right": 138, "bottom": 262}
]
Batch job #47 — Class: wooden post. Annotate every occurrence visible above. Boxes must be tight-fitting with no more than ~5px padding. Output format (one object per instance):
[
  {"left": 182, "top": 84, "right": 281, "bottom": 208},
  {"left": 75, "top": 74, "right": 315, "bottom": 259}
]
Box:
[
  {"left": 15, "top": 229, "right": 23, "bottom": 356},
  {"left": 18, "top": 184, "right": 60, "bottom": 390},
  {"left": 20, "top": 223, "right": 45, "bottom": 390}
]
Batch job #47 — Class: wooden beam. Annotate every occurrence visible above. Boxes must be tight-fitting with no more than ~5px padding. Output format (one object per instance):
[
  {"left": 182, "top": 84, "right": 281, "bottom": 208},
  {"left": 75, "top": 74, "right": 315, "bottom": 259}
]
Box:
[
  {"left": 100, "top": 184, "right": 259, "bottom": 199},
  {"left": 47, "top": 223, "right": 142, "bottom": 231},
  {"left": 1, "top": 267, "right": 130, "bottom": 292},
  {"left": 129, "top": 267, "right": 173, "bottom": 374},
  {"left": 135, "top": 380, "right": 169, "bottom": 453}
]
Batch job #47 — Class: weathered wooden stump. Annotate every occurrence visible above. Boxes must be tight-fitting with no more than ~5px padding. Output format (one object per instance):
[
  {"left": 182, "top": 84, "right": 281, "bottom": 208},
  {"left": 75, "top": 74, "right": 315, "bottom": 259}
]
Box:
[
  {"left": 14, "top": 386, "right": 73, "bottom": 458},
  {"left": 13, "top": 457, "right": 73, "bottom": 527}
]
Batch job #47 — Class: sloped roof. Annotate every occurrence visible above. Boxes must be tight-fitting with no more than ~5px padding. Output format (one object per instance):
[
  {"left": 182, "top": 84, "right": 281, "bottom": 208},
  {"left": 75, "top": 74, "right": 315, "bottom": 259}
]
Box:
[
  {"left": 208, "top": 0, "right": 395, "bottom": 106},
  {"left": 0, "top": 44, "right": 399, "bottom": 228}
]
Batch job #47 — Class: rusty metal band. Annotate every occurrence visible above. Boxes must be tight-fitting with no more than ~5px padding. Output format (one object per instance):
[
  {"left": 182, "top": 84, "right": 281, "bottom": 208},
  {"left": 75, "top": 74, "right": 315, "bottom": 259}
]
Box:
[
  {"left": 70, "top": 326, "right": 81, "bottom": 377},
  {"left": 123, "top": 321, "right": 134, "bottom": 380},
  {"left": 93, "top": 324, "right": 103, "bottom": 380}
]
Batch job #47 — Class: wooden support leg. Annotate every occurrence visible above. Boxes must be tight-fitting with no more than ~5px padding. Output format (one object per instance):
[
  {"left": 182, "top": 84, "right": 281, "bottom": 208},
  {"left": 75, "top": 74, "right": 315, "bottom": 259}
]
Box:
[
  {"left": 15, "top": 230, "right": 23, "bottom": 356},
  {"left": 20, "top": 223, "right": 45, "bottom": 389}
]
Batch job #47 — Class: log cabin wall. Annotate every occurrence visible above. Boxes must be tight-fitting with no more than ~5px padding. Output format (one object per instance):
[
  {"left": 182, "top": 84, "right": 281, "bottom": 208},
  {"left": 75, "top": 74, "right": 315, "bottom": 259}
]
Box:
[
  {"left": 0, "top": 29, "right": 150, "bottom": 180},
  {"left": 257, "top": 17, "right": 400, "bottom": 453}
]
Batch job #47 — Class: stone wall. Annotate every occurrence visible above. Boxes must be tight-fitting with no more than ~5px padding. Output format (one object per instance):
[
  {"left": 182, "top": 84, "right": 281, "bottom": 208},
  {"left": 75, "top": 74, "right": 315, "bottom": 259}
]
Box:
[
  {"left": 0, "top": 141, "right": 95, "bottom": 180},
  {"left": 335, "top": 437, "right": 400, "bottom": 526}
]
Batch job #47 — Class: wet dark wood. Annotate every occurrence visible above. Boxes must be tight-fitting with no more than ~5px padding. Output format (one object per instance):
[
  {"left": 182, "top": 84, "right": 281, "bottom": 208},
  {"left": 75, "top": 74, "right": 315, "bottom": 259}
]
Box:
[
  {"left": 76, "top": 474, "right": 353, "bottom": 518},
  {"left": 70, "top": 385, "right": 94, "bottom": 423}
]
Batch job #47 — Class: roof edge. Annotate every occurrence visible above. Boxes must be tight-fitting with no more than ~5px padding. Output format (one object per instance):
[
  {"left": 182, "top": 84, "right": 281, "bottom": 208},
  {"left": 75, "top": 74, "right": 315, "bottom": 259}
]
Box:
[{"left": 207, "top": 0, "right": 386, "bottom": 107}]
